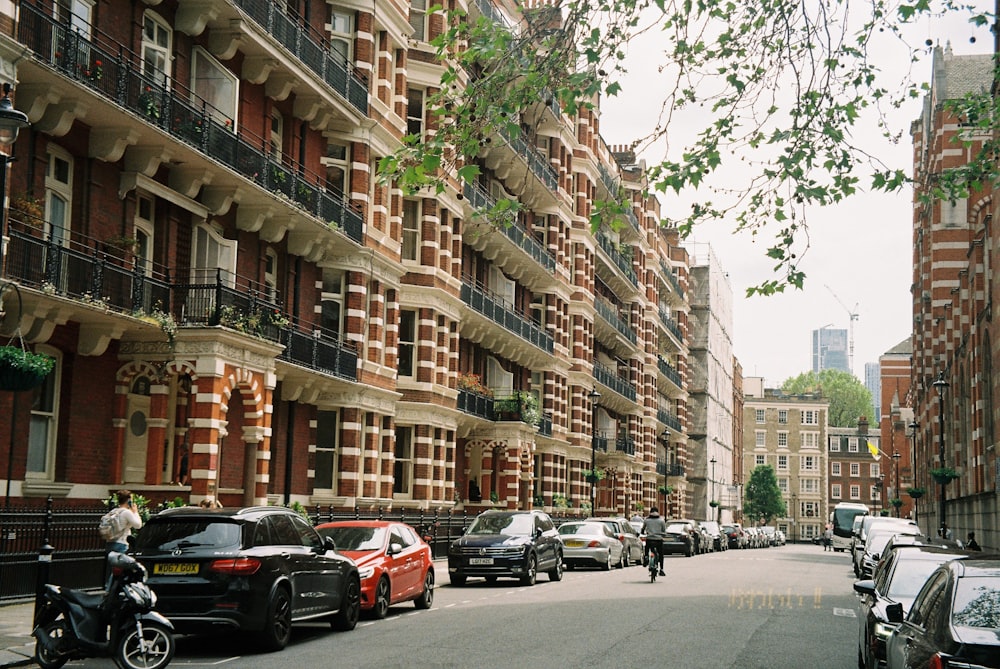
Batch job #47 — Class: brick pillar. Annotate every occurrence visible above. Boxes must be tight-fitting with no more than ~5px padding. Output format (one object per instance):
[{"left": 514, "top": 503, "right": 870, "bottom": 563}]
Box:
[
  {"left": 144, "top": 381, "right": 169, "bottom": 484},
  {"left": 186, "top": 374, "right": 225, "bottom": 500},
  {"left": 338, "top": 407, "right": 362, "bottom": 499}
]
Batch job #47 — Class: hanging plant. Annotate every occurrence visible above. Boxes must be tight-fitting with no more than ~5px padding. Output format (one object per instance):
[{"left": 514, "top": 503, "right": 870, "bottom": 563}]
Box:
[
  {"left": 0, "top": 345, "right": 54, "bottom": 392},
  {"left": 709, "top": 500, "right": 720, "bottom": 508},
  {"left": 890, "top": 498, "right": 903, "bottom": 508},
  {"left": 657, "top": 484, "right": 672, "bottom": 496},
  {"left": 906, "top": 486, "right": 926, "bottom": 499},
  {"left": 584, "top": 468, "right": 605, "bottom": 484},
  {"left": 929, "top": 467, "right": 959, "bottom": 484}
]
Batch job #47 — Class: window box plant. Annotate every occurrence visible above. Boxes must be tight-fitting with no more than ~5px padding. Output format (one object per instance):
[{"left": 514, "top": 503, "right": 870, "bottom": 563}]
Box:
[
  {"left": 0, "top": 345, "right": 54, "bottom": 392},
  {"left": 929, "top": 467, "right": 959, "bottom": 484}
]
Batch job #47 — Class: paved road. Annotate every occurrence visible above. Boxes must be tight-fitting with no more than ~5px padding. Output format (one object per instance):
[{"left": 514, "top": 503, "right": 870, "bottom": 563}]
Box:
[{"left": 13, "top": 543, "right": 861, "bottom": 668}]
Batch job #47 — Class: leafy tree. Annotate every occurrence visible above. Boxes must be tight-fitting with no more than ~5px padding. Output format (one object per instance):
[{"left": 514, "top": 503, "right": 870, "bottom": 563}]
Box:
[
  {"left": 380, "top": 1, "right": 993, "bottom": 294},
  {"left": 743, "top": 465, "right": 785, "bottom": 525},
  {"left": 781, "top": 369, "right": 874, "bottom": 427}
]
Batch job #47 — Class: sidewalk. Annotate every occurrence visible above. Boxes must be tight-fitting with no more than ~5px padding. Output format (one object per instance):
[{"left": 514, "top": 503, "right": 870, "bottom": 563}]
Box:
[{"left": 0, "top": 599, "right": 35, "bottom": 668}]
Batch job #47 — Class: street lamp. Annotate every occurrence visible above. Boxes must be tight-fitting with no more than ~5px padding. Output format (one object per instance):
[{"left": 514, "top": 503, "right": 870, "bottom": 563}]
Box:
[
  {"left": 709, "top": 456, "right": 717, "bottom": 521},
  {"left": 875, "top": 475, "right": 884, "bottom": 515},
  {"left": 0, "top": 83, "right": 29, "bottom": 276},
  {"left": 908, "top": 419, "right": 919, "bottom": 524},
  {"left": 932, "top": 372, "right": 950, "bottom": 532},
  {"left": 588, "top": 387, "right": 600, "bottom": 513}
]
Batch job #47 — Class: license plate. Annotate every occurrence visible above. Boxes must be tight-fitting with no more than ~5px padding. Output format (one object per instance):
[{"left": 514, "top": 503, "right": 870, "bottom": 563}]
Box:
[
  {"left": 468, "top": 557, "right": 493, "bottom": 565},
  {"left": 564, "top": 540, "right": 585, "bottom": 548},
  {"left": 153, "top": 563, "right": 199, "bottom": 575}
]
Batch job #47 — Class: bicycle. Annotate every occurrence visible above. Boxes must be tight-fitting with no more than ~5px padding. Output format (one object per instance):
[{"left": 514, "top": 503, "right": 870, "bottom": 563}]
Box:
[{"left": 647, "top": 542, "right": 660, "bottom": 582}]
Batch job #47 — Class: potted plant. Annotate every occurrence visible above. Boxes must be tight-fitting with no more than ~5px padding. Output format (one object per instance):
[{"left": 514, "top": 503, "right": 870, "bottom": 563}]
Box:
[
  {"left": 906, "top": 486, "right": 926, "bottom": 499},
  {"left": 929, "top": 467, "right": 959, "bottom": 484},
  {"left": 0, "top": 345, "right": 54, "bottom": 392}
]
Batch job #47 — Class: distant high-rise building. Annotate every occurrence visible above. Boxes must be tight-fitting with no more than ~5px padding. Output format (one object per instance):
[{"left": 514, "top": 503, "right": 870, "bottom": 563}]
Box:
[
  {"left": 864, "top": 362, "right": 881, "bottom": 421},
  {"left": 812, "top": 327, "right": 850, "bottom": 373}
]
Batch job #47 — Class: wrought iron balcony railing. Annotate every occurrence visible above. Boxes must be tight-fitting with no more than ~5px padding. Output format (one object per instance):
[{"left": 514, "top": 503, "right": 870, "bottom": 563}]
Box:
[
  {"left": 457, "top": 389, "right": 494, "bottom": 420},
  {"left": 594, "top": 296, "right": 637, "bottom": 345},
  {"left": 657, "top": 356, "right": 682, "bottom": 388},
  {"left": 592, "top": 361, "right": 636, "bottom": 402},
  {"left": 460, "top": 277, "right": 554, "bottom": 353},
  {"left": 615, "top": 437, "right": 636, "bottom": 456},
  {"left": 660, "top": 260, "right": 685, "bottom": 299},
  {"left": 498, "top": 126, "right": 559, "bottom": 191},
  {"left": 463, "top": 183, "right": 556, "bottom": 272},
  {"left": 595, "top": 232, "right": 638, "bottom": 286},
  {"left": 18, "top": 4, "right": 365, "bottom": 244},
  {"left": 657, "top": 408, "right": 682, "bottom": 433}
]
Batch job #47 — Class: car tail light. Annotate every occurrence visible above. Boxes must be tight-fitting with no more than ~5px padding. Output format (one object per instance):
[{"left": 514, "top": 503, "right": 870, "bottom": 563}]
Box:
[
  {"left": 587, "top": 540, "right": 602, "bottom": 548},
  {"left": 929, "top": 654, "right": 945, "bottom": 669},
  {"left": 617, "top": 534, "right": 625, "bottom": 541},
  {"left": 209, "top": 557, "right": 261, "bottom": 575}
]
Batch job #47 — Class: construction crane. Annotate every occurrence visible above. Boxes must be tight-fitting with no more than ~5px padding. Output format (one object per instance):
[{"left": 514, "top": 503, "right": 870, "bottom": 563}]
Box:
[{"left": 825, "top": 285, "right": 859, "bottom": 375}]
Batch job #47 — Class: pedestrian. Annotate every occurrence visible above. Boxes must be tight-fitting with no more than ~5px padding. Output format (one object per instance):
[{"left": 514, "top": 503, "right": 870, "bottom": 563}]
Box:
[
  {"left": 199, "top": 496, "right": 223, "bottom": 509},
  {"left": 103, "top": 490, "right": 142, "bottom": 555},
  {"left": 823, "top": 525, "right": 833, "bottom": 551},
  {"left": 631, "top": 510, "right": 643, "bottom": 523},
  {"left": 175, "top": 444, "right": 189, "bottom": 485},
  {"left": 939, "top": 522, "right": 953, "bottom": 540},
  {"left": 967, "top": 532, "right": 981, "bottom": 551}
]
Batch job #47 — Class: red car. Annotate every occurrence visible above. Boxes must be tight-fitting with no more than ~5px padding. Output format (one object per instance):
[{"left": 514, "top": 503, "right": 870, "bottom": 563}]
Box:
[{"left": 315, "top": 520, "right": 434, "bottom": 619}]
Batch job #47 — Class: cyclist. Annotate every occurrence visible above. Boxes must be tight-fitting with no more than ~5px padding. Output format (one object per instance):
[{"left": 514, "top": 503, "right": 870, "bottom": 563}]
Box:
[{"left": 642, "top": 506, "right": 668, "bottom": 576}]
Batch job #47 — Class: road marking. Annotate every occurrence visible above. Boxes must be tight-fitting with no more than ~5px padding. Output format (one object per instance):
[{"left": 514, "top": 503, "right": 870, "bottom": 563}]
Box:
[{"left": 833, "top": 608, "right": 857, "bottom": 618}]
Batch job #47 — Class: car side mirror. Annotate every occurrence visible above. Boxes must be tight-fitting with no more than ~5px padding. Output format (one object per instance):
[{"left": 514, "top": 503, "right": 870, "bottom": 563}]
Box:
[
  {"left": 323, "top": 535, "right": 336, "bottom": 552},
  {"left": 388, "top": 542, "right": 403, "bottom": 555},
  {"left": 535, "top": 528, "right": 543, "bottom": 539},
  {"left": 853, "top": 580, "right": 875, "bottom": 597},
  {"left": 885, "top": 602, "right": 904, "bottom": 623}
]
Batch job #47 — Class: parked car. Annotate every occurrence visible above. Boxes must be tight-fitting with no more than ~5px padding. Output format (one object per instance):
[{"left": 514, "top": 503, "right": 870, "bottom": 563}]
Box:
[
  {"left": 586, "top": 517, "right": 644, "bottom": 566},
  {"left": 131, "top": 506, "right": 361, "bottom": 651},
  {"left": 558, "top": 521, "right": 624, "bottom": 570},
  {"left": 662, "top": 522, "right": 695, "bottom": 557},
  {"left": 854, "top": 517, "right": 921, "bottom": 577},
  {"left": 447, "top": 510, "right": 563, "bottom": 586},
  {"left": 760, "top": 526, "right": 779, "bottom": 547},
  {"left": 722, "top": 523, "right": 747, "bottom": 549},
  {"left": 860, "top": 526, "right": 924, "bottom": 579},
  {"left": 774, "top": 529, "right": 786, "bottom": 546},
  {"left": 885, "top": 557, "right": 1000, "bottom": 669},
  {"left": 673, "top": 518, "right": 708, "bottom": 553},
  {"left": 314, "top": 520, "right": 434, "bottom": 619},
  {"left": 854, "top": 545, "right": 976, "bottom": 669},
  {"left": 701, "top": 520, "right": 727, "bottom": 552}
]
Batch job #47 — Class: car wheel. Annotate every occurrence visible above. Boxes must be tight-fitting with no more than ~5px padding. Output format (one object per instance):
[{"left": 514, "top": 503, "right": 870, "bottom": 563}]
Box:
[
  {"left": 617, "top": 550, "right": 625, "bottom": 569},
  {"left": 520, "top": 554, "right": 537, "bottom": 585},
  {"left": 548, "top": 554, "right": 563, "bottom": 582},
  {"left": 372, "top": 576, "right": 390, "bottom": 620},
  {"left": 449, "top": 573, "right": 466, "bottom": 587},
  {"left": 331, "top": 576, "right": 361, "bottom": 631},
  {"left": 622, "top": 550, "right": 631, "bottom": 568},
  {"left": 601, "top": 553, "right": 611, "bottom": 571},
  {"left": 414, "top": 570, "right": 434, "bottom": 609},
  {"left": 260, "top": 587, "right": 293, "bottom": 651}
]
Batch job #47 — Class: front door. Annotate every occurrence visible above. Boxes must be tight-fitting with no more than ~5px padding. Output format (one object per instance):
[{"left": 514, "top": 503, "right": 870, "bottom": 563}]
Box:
[{"left": 123, "top": 376, "right": 152, "bottom": 483}]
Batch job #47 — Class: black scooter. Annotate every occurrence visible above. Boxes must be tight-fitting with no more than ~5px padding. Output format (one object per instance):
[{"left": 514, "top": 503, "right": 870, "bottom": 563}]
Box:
[{"left": 33, "top": 551, "right": 175, "bottom": 669}]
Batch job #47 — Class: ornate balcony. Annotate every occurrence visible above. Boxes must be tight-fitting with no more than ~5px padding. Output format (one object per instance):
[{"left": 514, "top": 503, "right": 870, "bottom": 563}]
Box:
[
  {"left": 657, "top": 408, "right": 682, "bottom": 433},
  {"left": 594, "top": 296, "right": 637, "bottom": 346},
  {"left": 459, "top": 277, "right": 554, "bottom": 355},
  {"left": 592, "top": 361, "right": 636, "bottom": 402},
  {"left": 594, "top": 231, "right": 638, "bottom": 287},
  {"left": 657, "top": 356, "right": 682, "bottom": 388}
]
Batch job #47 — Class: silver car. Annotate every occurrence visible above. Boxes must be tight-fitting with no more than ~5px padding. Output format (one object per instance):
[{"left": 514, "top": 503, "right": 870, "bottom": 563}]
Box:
[{"left": 557, "top": 521, "right": 624, "bottom": 570}]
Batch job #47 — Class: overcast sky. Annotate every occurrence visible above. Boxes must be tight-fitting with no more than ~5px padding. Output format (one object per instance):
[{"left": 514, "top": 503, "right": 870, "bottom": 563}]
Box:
[{"left": 600, "top": 3, "right": 992, "bottom": 388}]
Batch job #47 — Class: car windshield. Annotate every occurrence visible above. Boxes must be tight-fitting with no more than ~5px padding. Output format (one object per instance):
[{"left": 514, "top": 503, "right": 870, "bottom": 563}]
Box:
[
  {"left": 318, "top": 526, "right": 387, "bottom": 551},
  {"left": 468, "top": 514, "right": 533, "bottom": 536},
  {"left": 952, "top": 575, "right": 1000, "bottom": 630},
  {"left": 886, "top": 556, "right": 965, "bottom": 600},
  {"left": 666, "top": 523, "right": 688, "bottom": 533},
  {"left": 558, "top": 523, "right": 604, "bottom": 536},
  {"left": 134, "top": 519, "right": 241, "bottom": 550}
]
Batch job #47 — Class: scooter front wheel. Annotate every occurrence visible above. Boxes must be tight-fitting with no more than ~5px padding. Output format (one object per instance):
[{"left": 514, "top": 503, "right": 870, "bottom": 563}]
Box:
[
  {"left": 34, "top": 619, "right": 70, "bottom": 669},
  {"left": 115, "top": 621, "right": 175, "bottom": 669}
]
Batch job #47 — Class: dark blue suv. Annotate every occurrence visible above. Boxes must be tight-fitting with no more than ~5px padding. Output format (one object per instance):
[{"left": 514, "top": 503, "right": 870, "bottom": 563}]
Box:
[{"left": 447, "top": 510, "right": 563, "bottom": 586}]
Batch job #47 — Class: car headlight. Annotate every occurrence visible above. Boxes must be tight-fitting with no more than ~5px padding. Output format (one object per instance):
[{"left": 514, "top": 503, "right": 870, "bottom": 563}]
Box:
[
  {"left": 357, "top": 566, "right": 375, "bottom": 580},
  {"left": 873, "top": 621, "right": 897, "bottom": 640}
]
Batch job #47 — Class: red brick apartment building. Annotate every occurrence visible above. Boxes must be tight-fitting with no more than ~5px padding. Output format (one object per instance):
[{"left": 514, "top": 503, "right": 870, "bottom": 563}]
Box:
[
  {"left": 910, "top": 44, "right": 999, "bottom": 546},
  {"left": 0, "top": 0, "right": 697, "bottom": 517}
]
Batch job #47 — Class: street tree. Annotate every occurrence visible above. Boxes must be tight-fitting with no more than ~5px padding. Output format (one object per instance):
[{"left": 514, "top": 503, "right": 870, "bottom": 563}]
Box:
[
  {"left": 743, "top": 465, "right": 786, "bottom": 525},
  {"left": 379, "top": 1, "right": 995, "bottom": 295},
  {"left": 782, "top": 369, "right": 874, "bottom": 428}
]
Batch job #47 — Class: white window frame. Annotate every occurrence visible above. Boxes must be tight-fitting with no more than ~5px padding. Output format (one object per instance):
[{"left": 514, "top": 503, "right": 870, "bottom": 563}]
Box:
[
  {"left": 314, "top": 410, "right": 340, "bottom": 492},
  {"left": 406, "top": 87, "right": 425, "bottom": 138},
  {"left": 134, "top": 193, "right": 155, "bottom": 278},
  {"left": 321, "top": 269, "right": 345, "bottom": 337},
  {"left": 778, "top": 478, "right": 788, "bottom": 493},
  {"left": 777, "top": 431, "right": 788, "bottom": 447},
  {"left": 830, "top": 438, "right": 841, "bottom": 452},
  {"left": 409, "top": 0, "right": 428, "bottom": 41},
  {"left": 26, "top": 345, "right": 60, "bottom": 480},
  {"left": 850, "top": 485, "right": 860, "bottom": 500},
  {"left": 397, "top": 309, "right": 416, "bottom": 378},
  {"left": 755, "top": 430, "right": 765, "bottom": 447},
  {"left": 831, "top": 462, "right": 841, "bottom": 476},
  {"left": 45, "top": 146, "right": 73, "bottom": 247},
  {"left": 755, "top": 409, "right": 765, "bottom": 424},
  {"left": 832, "top": 483, "right": 842, "bottom": 499},
  {"left": 870, "top": 463, "right": 881, "bottom": 477},
  {"left": 801, "top": 479, "right": 817, "bottom": 493},
  {"left": 850, "top": 462, "right": 860, "bottom": 477},
  {"left": 141, "top": 11, "right": 172, "bottom": 85},
  {"left": 191, "top": 47, "right": 238, "bottom": 126},
  {"left": 755, "top": 454, "right": 765, "bottom": 466},
  {"left": 270, "top": 109, "right": 283, "bottom": 158},
  {"left": 848, "top": 437, "right": 859, "bottom": 453},
  {"left": 777, "top": 455, "right": 788, "bottom": 471},
  {"left": 393, "top": 425, "right": 414, "bottom": 497},
  {"left": 323, "top": 141, "right": 349, "bottom": 198},
  {"left": 778, "top": 409, "right": 787, "bottom": 424},
  {"left": 802, "top": 432, "right": 818, "bottom": 449},
  {"left": 264, "top": 248, "right": 278, "bottom": 302},
  {"left": 402, "top": 199, "right": 420, "bottom": 262},
  {"left": 191, "top": 222, "right": 237, "bottom": 286},
  {"left": 328, "top": 9, "right": 353, "bottom": 63},
  {"left": 802, "top": 409, "right": 818, "bottom": 425},
  {"left": 801, "top": 455, "right": 816, "bottom": 471}
]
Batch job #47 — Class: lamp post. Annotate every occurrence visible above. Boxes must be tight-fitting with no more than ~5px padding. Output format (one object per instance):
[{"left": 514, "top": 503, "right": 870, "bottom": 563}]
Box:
[
  {"left": 908, "top": 419, "right": 919, "bottom": 523},
  {"left": 709, "top": 456, "right": 717, "bottom": 521},
  {"left": 588, "top": 387, "right": 600, "bottom": 513},
  {"left": 932, "top": 372, "right": 950, "bottom": 532},
  {"left": 0, "top": 83, "right": 29, "bottom": 277},
  {"left": 892, "top": 452, "right": 902, "bottom": 517},
  {"left": 875, "top": 475, "right": 883, "bottom": 515}
]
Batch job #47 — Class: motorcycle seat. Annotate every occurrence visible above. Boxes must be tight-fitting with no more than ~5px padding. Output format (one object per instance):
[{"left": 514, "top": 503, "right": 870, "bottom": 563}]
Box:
[{"left": 62, "top": 589, "right": 105, "bottom": 609}]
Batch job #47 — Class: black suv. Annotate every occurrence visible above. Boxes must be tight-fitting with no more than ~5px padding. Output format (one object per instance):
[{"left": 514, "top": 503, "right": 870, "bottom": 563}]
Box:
[
  {"left": 131, "top": 506, "right": 360, "bottom": 651},
  {"left": 447, "top": 510, "right": 563, "bottom": 586}
]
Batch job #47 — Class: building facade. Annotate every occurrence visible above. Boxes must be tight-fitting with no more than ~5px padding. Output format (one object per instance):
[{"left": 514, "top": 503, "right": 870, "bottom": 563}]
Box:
[
  {"left": 879, "top": 338, "right": 915, "bottom": 521},
  {"left": 743, "top": 381, "right": 829, "bottom": 541},
  {"left": 910, "top": 44, "right": 998, "bottom": 547},
  {"left": 0, "top": 0, "right": 699, "bottom": 517},
  {"left": 811, "top": 326, "right": 849, "bottom": 374},
  {"left": 827, "top": 420, "right": 882, "bottom": 523}
]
